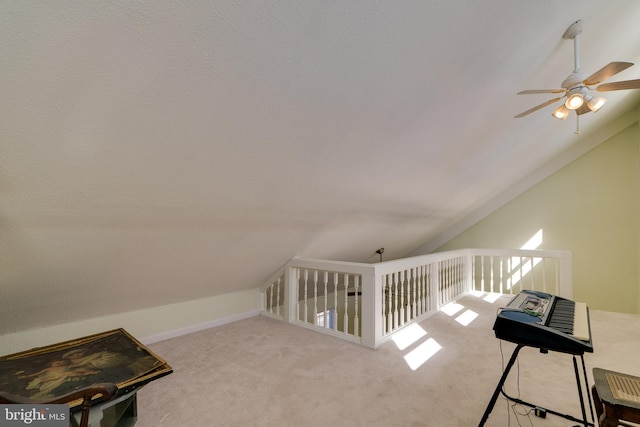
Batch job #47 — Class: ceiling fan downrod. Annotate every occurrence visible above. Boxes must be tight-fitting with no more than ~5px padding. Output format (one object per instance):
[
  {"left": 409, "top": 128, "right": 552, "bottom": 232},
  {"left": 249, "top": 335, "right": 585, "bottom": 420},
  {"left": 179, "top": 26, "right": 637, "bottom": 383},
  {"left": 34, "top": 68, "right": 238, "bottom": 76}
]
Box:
[
  {"left": 562, "top": 20, "right": 583, "bottom": 73},
  {"left": 564, "top": 20, "right": 584, "bottom": 135}
]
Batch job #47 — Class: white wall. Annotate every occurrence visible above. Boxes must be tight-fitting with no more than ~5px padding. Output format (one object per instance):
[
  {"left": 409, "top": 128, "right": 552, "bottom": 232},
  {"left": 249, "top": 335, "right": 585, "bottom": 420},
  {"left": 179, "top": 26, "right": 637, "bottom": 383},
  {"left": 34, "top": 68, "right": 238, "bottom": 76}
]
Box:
[
  {"left": 0, "top": 288, "right": 260, "bottom": 356},
  {"left": 434, "top": 118, "right": 640, "bottom": 314}
]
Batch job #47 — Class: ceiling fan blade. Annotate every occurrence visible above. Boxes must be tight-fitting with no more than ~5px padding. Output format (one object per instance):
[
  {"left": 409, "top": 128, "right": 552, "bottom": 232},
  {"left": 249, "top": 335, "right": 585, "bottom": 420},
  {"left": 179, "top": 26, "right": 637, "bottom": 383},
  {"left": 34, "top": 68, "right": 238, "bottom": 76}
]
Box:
[
  {"left": 517, "top": 89, "right": 565, "bottom": 95},
  {"left": 583, "top": 61, "right": 634, "bottom": 86},
  {"left": 514, "top": 97, "right": 563, "bottom": 118},
  {"left": 596, "top": 78, "right": 640, "bottom": 92}
]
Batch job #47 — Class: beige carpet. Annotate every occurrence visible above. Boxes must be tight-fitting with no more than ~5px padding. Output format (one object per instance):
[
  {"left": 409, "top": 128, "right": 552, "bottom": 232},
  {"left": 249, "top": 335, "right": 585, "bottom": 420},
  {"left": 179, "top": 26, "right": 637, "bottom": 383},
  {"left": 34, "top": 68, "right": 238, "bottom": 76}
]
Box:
[{"left": 136, "top": 293, "right": 640, "bottom": 426}]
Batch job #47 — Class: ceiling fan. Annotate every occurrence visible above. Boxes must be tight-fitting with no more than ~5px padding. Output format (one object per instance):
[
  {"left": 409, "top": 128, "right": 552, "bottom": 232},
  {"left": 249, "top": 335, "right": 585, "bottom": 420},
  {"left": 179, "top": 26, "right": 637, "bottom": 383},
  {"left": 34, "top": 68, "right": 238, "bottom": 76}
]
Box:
[{"left": 515, "top": 19, "right": 640, "bottom": 132}]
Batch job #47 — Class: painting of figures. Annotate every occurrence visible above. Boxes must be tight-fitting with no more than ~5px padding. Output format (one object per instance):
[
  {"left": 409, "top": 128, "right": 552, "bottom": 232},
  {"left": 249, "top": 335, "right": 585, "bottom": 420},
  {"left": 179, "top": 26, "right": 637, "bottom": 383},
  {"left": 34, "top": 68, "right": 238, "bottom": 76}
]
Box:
[{"left": 0, "top": 329, "right": 172, "bottom": 408}]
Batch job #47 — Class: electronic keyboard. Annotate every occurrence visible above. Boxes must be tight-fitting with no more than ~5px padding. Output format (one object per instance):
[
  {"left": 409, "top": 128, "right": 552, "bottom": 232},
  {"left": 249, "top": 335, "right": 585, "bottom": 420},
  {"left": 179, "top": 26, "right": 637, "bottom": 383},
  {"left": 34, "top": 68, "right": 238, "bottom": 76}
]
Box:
[{"left": 493, "top": 290, "right": 593, "bottom": 355}]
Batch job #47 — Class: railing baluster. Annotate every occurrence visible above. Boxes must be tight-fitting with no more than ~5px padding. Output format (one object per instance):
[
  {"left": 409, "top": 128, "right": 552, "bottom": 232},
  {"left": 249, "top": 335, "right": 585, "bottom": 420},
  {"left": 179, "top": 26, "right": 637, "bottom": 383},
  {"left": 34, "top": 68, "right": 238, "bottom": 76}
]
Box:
[
  {"left": 424, "top": 265, "right": 429, "bottom": 315},
  {"left": 507, "top": 256, "right": 512, "bottom": 293},
  {"left": 450, "top": 258, "right": 454, "bottom": 299},
  {"left": 421, "top": 265, "right": 427, "bottom": 312},
  {"left": 530, "top": 257, "right": 535, "bottom": 288},
  {"left": 497, "top": 256, "right": 502, "bottom": 294},
  {"left": 447, "top": 259, "right": 452, "bottom": 302},
  {"left": 425, "top": 264, "right": 430, "bottom": 312},
  {"left": 267, "top": 284, "right": 271, "bottom": 312},
  {"left": 519, "top": 256, "right": 524, "bottom": 293},
  {"left": 456, "top": 257, "right": 461, "bottom": 296},
  {"left": 480, "top": 256, "right": 485, "bottom": 293},
  {"left": 555, "top": 260, "right": 560, "bottom": 296},
  {"left": 304, "top": 269, "right": 309, "bottom": 323},
  {"left": 451, "top": 258, "right": 455, "bottom": 300},
  {"left": 441, "top": 261, "right": 446, "bottom": 304},
  {"left": 323, "top": 271, "right": 329, "bottom": 329},
  {"left": 471, "top": 256, "right": 476, "bottom": 291},
  {"left": 392, "top": 272, "right": 399, "bottom": 330},
  {"left": 542, "top": 257, "right": 547, "bottom": 293},
  {"left": 354, "top": 275, "right": 359, "bottom": 337},
  {"left": 277, "top": 278, "right": 282, "bottom": 316},
  {"left": 296, "top": 268, "right": 301, "bottom": 320},
  {"left": 491, "top": 256, "right": 495, "bottom": 293},
  {"left": 442, "top": 260, "right": 446, "bottom": 306},
  {"left": 333, "top": 272, "right": 338, "bottom": 330},
  {"left": 399, "top": 270, "right": 405, "bottom": 326},
  {"left": 452, "top": 258, "right": 456, "bottom": 297},
  {"left": 416, "top": 266, "right": 422, "bottom": 315},
  {"left": 444, "top": 260, "right": 449, "bottom": 301},
  {"left": 313, "top": 270, "right": 318, "bottom": 323},
  {"left": 460, "top": 257, "right": 465, "bottom": 295},
  {"left": 382, "top": 275, "right": 389, "bottom": 334},
  {"left": 411, "top": 268, "right": 417, "bottom": 320},
  {"left": 344, "top": 273, "right": 350, "bottom": 334},
  {"left": 437, "top": 261, "right": 442, "bottom": 306}
]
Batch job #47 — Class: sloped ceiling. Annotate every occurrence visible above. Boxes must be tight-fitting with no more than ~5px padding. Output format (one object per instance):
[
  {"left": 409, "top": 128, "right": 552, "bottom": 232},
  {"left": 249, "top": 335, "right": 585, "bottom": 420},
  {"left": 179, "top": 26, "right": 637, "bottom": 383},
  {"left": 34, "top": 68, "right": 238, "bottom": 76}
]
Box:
[{"left": 2, "top": 1, "right": 640, "bottom": 335}]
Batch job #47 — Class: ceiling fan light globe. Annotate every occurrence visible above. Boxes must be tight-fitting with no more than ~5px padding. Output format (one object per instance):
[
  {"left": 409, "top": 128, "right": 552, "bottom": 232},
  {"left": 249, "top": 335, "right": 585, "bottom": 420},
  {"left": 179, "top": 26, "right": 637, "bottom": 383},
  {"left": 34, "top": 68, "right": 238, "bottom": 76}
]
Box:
[
  {"left": 565, "top": 93, "right": 584, "bottom": 109},
  {"left": 552, "top": 105, "right": 570, "bottom": 120},
  {"left": 586, "top": 96, "right": 606, "bottom": 112}
]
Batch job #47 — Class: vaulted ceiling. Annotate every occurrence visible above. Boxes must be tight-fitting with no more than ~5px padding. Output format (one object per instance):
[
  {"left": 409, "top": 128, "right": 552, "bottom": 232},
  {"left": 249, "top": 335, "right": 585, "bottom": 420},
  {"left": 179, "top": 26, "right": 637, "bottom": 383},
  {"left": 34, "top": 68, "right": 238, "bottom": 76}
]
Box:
[{"left": 3, "top": 1, "right": 640, "bottom": 335}]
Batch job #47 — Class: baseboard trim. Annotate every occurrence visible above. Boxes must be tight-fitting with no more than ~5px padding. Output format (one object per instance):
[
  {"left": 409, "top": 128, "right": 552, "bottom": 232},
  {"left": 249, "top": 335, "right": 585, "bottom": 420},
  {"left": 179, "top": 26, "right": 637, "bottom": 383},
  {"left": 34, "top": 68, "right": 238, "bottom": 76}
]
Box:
[{"left": 141, "top": 309, "right": 261, "bottom": 345}]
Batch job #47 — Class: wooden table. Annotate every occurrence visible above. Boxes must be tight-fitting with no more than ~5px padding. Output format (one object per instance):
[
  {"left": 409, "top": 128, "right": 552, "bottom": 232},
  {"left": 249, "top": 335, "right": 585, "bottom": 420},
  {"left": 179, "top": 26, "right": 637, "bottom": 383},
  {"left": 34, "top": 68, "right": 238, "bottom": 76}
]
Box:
[{"left": 592, "top": 368, "right": 640, "bottom": 427}]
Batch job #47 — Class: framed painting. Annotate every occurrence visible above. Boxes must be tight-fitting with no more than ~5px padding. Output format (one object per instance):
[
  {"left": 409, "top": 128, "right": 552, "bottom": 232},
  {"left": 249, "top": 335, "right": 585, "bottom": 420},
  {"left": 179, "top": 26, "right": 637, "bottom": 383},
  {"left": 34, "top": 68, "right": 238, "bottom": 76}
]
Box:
[{"left": 0, "top": 328, "right": 172, "bottom": 409}]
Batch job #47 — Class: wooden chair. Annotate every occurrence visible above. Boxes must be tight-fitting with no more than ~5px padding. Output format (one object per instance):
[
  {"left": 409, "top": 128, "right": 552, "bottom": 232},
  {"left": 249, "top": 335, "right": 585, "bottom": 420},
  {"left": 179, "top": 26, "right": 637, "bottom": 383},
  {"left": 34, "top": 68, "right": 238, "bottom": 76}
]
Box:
[
  {"left": 0, "top": 382, "right": 118, "bottom": 427},
  {"left": 592, "top": 368, "right": 640, "bottom": 427}
]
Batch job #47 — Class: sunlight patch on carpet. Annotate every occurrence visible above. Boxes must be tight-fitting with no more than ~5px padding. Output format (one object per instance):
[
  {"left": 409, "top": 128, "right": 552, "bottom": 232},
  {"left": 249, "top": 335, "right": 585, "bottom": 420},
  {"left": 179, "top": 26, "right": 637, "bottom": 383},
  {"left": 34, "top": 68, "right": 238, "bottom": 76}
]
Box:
[
  {"left": 440, "top": 302, "right": 464, "bottom": 316},
  {"left": 455, "top": 309, "right": 479, "bottom": 326},
  {"left": 483, "top": 293, "right": 502, "bottom": 303},
  {"left": 404, "top": 338, "right": 442, "bottom": 371},
  {"left": 391, "top": 323, "right": 427, "bottom": 351}
]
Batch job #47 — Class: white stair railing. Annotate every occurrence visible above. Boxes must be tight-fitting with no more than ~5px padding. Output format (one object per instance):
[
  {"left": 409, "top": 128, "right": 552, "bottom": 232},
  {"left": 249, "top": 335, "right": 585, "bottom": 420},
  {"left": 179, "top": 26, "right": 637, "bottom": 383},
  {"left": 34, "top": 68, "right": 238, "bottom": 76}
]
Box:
[{"left": 260, "top": 248, "right": 572, "bottom": 348}]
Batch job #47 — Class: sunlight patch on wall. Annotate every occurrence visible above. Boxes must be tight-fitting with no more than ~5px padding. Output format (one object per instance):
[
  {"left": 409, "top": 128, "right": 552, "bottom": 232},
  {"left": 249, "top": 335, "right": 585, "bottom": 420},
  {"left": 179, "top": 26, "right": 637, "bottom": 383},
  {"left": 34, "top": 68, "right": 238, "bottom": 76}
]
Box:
[
  {"left": 455, "top": 309, "right": 478, "bottom": 326},
  {"left": 521, "top": 229, "right": 543, "bottom": 250},
  {"left": 404, "top": 338, "right": 442, "bottom": 371},
  {"left": 391, "top": 323, "right": 427, "bottom": 351},
  {"left": 507, "top": 229, "right": 544, "bottom": 289}
]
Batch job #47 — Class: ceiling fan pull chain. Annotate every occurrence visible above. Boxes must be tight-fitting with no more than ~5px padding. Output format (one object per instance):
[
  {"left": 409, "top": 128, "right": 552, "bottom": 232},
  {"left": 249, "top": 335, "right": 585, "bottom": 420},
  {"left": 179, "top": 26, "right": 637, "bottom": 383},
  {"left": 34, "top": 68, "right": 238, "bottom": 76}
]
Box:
[{"left": 575, "top": 115, "right": 581, "bottom": 135}]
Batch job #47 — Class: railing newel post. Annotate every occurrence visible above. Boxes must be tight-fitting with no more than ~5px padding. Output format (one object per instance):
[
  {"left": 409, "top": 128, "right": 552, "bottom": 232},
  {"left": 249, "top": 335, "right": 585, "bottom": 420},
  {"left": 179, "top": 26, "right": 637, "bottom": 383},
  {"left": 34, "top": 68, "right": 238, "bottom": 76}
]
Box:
[
  {"left": 431, "top": 260, "right": 440, "bottom": 310},
  {"left": 465, "top": 252, "right": 473, "bottom": 294},
  {"left": 360, "top": 267, "right": 379, "bottom": 348},
  {"left": 559, "top": 252, "right": 573, "bottom": 298},
  {"left": 284, "top": 263, "right": 298, "bottom": 323}
]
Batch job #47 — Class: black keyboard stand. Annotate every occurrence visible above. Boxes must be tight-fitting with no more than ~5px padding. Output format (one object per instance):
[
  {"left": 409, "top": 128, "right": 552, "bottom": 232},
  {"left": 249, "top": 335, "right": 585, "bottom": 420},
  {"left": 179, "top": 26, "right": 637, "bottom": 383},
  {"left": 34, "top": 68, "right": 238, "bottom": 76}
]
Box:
[{"left": 478, "top": 344, "right": 595, "bottom": 426}]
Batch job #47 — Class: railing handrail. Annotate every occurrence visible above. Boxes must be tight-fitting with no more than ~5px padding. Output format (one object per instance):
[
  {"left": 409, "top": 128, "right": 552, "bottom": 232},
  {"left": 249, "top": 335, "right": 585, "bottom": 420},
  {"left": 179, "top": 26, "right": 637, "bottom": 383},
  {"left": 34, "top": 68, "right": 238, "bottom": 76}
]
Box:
[
  {"left": 260, "top": 264, "right": 288, "bottom": 292},
  {"left": 286, "top": 248, "right": 571, "bottom": 278},
  {"left": 289, "top": 257, "right": 374, "bottom": 275}
]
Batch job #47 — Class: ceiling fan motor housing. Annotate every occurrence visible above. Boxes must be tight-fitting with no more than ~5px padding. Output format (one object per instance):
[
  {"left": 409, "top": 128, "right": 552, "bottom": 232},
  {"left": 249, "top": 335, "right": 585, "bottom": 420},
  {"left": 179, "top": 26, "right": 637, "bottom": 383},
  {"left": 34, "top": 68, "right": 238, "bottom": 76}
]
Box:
[{"left": 561, "top": 72, "right": 588, "bottom": 89}]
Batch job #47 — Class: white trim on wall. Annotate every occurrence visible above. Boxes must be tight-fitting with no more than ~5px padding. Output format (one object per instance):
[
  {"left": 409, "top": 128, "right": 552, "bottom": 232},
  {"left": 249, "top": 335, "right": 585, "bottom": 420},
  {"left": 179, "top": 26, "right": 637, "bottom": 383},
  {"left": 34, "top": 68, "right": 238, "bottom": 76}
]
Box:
[
  {"left": 0, "top": 288, "right": 261, "bottom": 356},
  {"left": 142, "top": 309, "right": 260, "bottom": 345}
]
